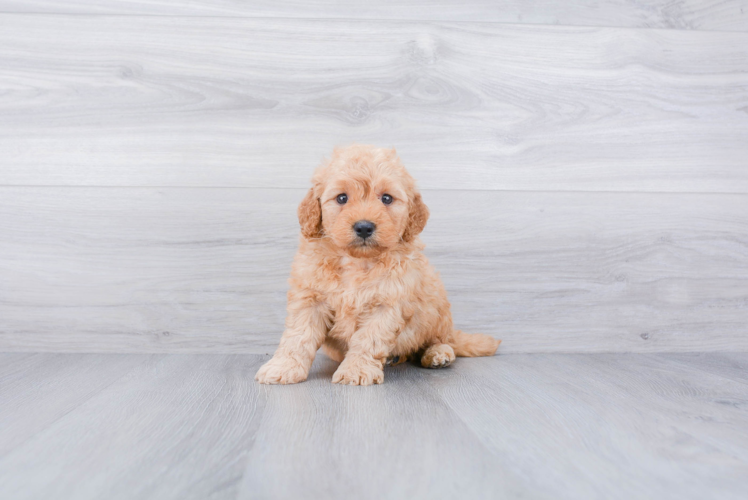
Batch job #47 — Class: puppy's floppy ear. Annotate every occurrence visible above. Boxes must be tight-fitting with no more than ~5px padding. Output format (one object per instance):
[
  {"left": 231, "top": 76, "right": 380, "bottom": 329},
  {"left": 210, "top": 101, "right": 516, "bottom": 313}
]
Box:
[
  {"left": 402, "top": 192, "right": 429, "bottom": 242},
  {"left": 298, "top": 188, "right": 323, "bottom": 239}
]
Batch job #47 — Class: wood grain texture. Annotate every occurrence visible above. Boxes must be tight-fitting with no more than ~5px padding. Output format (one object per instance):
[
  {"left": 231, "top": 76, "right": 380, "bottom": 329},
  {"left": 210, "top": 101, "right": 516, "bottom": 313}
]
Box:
[
  {"left": 0, "top": 354, "right": 266, "bottom": 500},
  {"left": 1, "top": 187, "right": 746, "bottom": 353},
  {"left": 0, "top": 1, "right": 746, "bottom": 32},
  {"left": 0, "top": 353, "right": 154, "bottom": 455},
  {"left": 425, "top": 353, "right": 748, "bottom": 500},
  {"left": 240, "top": 355, "right": 526, "bottom": 500},
  {"left": 1, "top": 353, "right": 747, "bottom": 499},
  {"left": 1, "top": 15, "right": 748, "bottom": 192}
]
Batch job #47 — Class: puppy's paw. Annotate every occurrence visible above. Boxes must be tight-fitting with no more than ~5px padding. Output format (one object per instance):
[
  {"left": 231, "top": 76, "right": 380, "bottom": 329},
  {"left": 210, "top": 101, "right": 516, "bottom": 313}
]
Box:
[
  {"left": 332, "top": 357, "right": 384, "bottom": 386},
  {"left": 421, "top": 344, "right": 455, "bottom": 369},
  {"left": 255, "top": 356, "right": 308, "bottom": 385}
]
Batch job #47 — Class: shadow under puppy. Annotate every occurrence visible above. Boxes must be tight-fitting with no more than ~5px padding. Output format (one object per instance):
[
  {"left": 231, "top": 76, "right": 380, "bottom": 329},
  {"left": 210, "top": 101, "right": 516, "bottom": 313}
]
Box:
[{"left": 256, "top": 145, "right": 501, "bottom": 385}]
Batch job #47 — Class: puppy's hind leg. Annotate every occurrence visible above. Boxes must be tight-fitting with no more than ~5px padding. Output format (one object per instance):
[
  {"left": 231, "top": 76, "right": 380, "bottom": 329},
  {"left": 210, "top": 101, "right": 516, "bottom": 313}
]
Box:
[{"left": 420, "top": 344, "right": 455, "bottom": 369}]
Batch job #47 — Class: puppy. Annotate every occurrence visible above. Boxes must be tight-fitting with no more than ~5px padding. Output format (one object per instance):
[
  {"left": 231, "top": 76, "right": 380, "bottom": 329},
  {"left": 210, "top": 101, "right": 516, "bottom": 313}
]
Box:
[{"left": 255, "top": 145, "right": 501, "bottom": 385}]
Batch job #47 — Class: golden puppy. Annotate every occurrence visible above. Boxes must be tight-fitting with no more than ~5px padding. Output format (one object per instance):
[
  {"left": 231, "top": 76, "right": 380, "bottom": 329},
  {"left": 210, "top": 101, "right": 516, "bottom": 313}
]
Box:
[{"left": 255, "top": 145, "right": 500, "bottom": 385}]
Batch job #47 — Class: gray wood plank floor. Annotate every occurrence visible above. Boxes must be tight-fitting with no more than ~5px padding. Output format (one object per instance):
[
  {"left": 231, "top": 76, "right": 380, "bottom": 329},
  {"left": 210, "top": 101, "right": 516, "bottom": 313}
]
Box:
[
  {"left": 1, "top": 15, "right": 747, "bottom": 192},
  {"left": 1, "top": 1, "right": 746, "bottom": 32},
  {"left": 2, "top": 188, "right": 747, "bottom": 354},
  {"left": 1, "top": 352, "right": 747, "bottom": 500}
]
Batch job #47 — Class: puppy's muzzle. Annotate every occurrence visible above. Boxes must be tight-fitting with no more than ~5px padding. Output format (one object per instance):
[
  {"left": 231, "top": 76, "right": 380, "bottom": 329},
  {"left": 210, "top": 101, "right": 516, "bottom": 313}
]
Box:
[{"left": 353, "top": 220, "right": 376, "bottom": 240}]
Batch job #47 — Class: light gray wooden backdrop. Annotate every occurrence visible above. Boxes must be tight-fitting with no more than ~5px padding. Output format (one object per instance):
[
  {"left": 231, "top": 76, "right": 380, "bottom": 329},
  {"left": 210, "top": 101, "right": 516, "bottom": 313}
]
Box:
[{"left": 1, "top": 1, "right": 747, "bottom": 354}]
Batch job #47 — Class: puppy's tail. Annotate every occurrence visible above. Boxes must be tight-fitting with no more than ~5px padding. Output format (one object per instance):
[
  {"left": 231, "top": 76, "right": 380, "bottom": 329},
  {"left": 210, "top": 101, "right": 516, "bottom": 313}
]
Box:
[{"left": 448, "top": 330, "right": 501, "bottom": 357}]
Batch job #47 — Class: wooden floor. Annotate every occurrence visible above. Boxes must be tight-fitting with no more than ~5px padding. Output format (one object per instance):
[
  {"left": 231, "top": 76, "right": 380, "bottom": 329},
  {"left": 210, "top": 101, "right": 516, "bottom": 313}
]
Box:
[{"left": 1, "top": 352, "right": 747, "bottom": 500}]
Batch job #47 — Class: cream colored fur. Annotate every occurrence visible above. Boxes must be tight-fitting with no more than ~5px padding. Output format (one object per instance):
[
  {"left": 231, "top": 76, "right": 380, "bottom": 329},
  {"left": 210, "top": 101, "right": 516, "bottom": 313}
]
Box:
[{"left": 255, "top": 145, "right": 501, "bottom": 385}]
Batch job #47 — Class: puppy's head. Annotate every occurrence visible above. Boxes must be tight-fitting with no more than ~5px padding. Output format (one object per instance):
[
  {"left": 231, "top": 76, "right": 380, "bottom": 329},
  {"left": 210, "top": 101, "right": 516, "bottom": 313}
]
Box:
[{"left": 298, "top": 145, "right": 429, "bottom": 257}]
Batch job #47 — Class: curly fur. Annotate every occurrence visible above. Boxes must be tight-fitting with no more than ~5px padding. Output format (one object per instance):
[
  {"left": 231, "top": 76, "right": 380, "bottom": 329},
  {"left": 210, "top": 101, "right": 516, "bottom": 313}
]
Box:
[{"left": 256, "top": 144, "right": 501, "bottom": 385}]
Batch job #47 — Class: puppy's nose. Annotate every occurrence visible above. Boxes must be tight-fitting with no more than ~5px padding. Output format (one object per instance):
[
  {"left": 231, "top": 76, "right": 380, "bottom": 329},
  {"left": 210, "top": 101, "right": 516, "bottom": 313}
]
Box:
[{"left": 353, "top": 220, "right": 376, "bottom": 239}]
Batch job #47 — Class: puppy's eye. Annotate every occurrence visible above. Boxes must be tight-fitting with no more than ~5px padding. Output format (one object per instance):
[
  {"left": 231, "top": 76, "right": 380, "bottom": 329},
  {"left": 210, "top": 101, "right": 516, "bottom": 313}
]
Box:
[
  {"left": 381, "top": 194, "right": 393, "bottom": 205},
  {"left": 336, "top": 194, "right": 348, "bottom": 205}
]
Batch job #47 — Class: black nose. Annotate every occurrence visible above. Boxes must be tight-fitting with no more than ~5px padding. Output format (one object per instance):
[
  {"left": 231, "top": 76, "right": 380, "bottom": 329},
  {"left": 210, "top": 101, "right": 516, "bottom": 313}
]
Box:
[{"left": 353, "top": 220, "right": 376, "bottom": 239}]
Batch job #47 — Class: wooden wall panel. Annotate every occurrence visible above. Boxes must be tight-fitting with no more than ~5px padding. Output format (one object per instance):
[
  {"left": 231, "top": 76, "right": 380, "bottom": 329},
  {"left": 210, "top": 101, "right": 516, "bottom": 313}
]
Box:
[
  {"left": 2, "top": 188, "right": 746, "bottom": 353},
  {"left": 1, "top": 1, "right": 746, "bottom": 32},
  {"left": 1, "top": 16, "right": 747, "bottom": 192}
]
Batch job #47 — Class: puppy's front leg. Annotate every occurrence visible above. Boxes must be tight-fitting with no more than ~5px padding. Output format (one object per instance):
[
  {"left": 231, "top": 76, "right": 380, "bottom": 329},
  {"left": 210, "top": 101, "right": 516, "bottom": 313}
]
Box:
[
  {"left": 255, "top": 293, "right": 329, "bottom": 385},
  {"left": 332, "top": 306, "right": 402, "bottom": 386}
]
